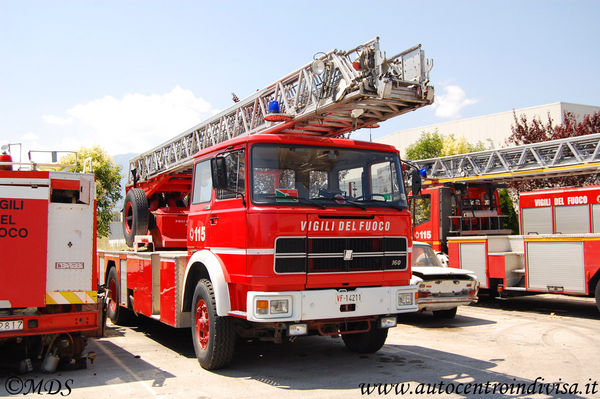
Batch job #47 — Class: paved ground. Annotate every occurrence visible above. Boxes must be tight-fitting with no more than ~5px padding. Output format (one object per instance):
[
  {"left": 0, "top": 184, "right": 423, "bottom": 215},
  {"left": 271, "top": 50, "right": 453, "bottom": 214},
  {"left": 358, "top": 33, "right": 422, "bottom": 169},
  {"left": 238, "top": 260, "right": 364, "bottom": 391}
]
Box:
[{"left": 1, "top": 294, "right": 599, "bottom": 398}]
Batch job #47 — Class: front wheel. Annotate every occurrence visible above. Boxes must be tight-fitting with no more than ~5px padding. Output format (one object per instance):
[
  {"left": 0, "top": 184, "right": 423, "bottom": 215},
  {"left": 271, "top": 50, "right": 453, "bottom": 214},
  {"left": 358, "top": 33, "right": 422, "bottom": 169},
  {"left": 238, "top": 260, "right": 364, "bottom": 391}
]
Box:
[
  {"left": 342, "top": 326, "right": 388, "bottom": 354},
  {"left": 191, "top": 279, "right": 235, "bottom": 370}
]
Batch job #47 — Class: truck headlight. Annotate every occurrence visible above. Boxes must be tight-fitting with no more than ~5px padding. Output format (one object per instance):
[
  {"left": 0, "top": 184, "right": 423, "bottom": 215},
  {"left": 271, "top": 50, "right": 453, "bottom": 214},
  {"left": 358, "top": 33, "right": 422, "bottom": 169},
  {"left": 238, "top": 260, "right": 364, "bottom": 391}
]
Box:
[
  {"left": 398, "top": 292, "right": 413, "bottom": 307},
  {"left": 254, "top": 296, "right": 293, "bottom": 318},
  {"left": 270, "top": 299, "right": 289, "bottom": 314}
]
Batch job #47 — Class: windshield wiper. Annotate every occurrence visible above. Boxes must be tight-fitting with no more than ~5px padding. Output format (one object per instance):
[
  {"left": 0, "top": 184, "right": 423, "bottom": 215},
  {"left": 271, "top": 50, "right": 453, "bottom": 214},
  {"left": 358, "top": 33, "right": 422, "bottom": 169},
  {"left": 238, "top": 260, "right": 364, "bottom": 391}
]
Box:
[
  {"left": 312, "top": 196, "right": 367, "bottom": 210},
  {"left": 354, "top": 198, "right": 406, "bottom": 210},
  {"left": 258, "top": 194, "right": 327, "bottom": 209}
]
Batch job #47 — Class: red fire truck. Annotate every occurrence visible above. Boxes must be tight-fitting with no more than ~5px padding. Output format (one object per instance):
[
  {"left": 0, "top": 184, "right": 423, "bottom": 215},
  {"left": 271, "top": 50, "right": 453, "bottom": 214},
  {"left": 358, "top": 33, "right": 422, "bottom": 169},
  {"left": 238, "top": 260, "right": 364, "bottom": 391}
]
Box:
[
  {"left": 0, "top": 148, "right": 103, "bottom": 372},
  {"left": 409, "top": 135, "right": 600, "bottom": 310},
  {"left": 97, "top": 38, "right": 435, "bottom": 369}
]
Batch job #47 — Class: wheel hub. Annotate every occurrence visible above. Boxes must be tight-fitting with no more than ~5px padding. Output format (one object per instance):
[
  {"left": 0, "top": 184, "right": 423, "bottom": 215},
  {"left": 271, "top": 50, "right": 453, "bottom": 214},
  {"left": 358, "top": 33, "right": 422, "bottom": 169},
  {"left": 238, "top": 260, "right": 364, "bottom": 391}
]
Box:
[
  {"left": 195, "top": 299, "right": 209, "bottom": 350},
  {"left": 108, "top": 278, "right": 117, "bottom": 312}
]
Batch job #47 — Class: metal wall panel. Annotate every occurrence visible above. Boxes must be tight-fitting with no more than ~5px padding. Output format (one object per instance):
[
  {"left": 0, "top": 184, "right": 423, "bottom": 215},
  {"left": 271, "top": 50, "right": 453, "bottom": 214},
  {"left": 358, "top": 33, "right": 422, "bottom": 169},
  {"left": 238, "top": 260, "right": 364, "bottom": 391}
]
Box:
[
  {"left": 555, "top": 205, "right": 590, "bottom": 234},
  {"left": 593, "top": 204, "right": 600, "bottom": 233},
  {"left": 459, "top": 243, "right": 487, "bottom": 288},
  {"left": 522, "top": 207, "right": 553, "bottom": 235},
  {"left": 526, "top": 241, "right": 585, "bottom": 293}
]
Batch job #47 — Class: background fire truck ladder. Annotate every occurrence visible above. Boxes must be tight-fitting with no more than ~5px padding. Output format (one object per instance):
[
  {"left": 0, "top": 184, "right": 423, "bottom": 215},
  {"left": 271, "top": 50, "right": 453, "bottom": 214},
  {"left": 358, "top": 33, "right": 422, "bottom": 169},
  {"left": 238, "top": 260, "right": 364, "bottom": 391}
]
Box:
[
  {"left": 128, "top": 37, "right": 434, "bottom": 185},
  {"left": 412, "top": 133, "right": 600, "bottom": 184}
]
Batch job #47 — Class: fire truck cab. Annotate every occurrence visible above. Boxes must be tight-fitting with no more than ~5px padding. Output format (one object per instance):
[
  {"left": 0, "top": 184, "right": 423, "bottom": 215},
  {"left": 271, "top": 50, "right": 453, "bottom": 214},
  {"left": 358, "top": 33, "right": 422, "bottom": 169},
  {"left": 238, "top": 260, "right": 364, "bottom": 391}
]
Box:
[{"left": 410, "top": 182, "right": 510, "bottom": 253}]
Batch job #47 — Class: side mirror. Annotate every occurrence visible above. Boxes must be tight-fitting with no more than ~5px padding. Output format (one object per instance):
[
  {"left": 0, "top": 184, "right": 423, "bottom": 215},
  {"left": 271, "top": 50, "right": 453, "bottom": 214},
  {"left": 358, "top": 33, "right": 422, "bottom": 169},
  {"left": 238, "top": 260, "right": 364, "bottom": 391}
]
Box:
[
  {"left": 411, "top": 169, "right": 422, "bottom": 195},
  {"left": 211, "top": 157, "right": 228, "bottom": 189}
]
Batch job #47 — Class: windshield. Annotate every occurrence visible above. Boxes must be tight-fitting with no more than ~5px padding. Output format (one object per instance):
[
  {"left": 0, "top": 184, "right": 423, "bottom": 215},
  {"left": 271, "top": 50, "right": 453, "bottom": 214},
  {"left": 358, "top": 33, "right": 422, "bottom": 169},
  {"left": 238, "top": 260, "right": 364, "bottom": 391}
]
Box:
[
  {"left": 412, "top": 244, "right": 443, "bottom": 267},
  {"left": 251, "top": 144, "right": 407, "bottom": 208}
]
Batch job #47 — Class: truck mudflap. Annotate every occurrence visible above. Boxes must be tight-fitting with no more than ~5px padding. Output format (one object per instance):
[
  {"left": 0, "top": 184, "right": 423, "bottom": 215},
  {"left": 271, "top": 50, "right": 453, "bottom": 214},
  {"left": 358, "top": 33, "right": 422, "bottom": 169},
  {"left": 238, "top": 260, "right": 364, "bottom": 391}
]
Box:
[{"left": 244, "top": 286, "right": 418, "bottom": 322}]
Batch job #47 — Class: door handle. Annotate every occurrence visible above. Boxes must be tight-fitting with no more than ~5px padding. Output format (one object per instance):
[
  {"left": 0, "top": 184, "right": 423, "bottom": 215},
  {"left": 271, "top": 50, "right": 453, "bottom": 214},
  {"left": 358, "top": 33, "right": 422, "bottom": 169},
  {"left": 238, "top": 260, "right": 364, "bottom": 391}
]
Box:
[{"left": 210, "top": 216, "right": 219, "bottom": 225}]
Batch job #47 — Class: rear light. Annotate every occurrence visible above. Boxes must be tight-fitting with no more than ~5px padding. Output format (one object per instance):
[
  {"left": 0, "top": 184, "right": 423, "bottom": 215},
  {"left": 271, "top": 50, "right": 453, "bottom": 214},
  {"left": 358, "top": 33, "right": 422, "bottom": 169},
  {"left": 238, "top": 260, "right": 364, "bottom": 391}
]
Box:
[{"left": 352, "top": 60, "right": 360, "bottom": 70}]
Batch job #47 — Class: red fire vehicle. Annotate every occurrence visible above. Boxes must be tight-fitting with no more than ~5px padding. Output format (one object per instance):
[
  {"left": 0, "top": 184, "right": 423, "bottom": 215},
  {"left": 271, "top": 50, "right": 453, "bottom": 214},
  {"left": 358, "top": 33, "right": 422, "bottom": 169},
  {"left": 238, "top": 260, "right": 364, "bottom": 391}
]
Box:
[
  {"left": 448, "top": 185, "right": 600, "bottom": 311},
  {"left": 0, "top": 148, "right": 102, "bottom": 372},
  {"left": 97, "top": 38, "right": 435, "bottom": 369},
  {"left": 407, "top": 135, "right": 600, "bottom": 310}
]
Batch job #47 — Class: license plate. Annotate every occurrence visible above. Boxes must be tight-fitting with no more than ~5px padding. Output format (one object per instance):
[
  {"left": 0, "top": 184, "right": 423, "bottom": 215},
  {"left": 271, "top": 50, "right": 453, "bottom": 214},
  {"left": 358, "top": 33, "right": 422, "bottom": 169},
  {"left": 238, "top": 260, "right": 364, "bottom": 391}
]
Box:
[
  {"left": 336, "top": 292, "right": 362, "bottom": 304},
  {"left": 0, "top": 319, "right": 24, "bottom": 332}
]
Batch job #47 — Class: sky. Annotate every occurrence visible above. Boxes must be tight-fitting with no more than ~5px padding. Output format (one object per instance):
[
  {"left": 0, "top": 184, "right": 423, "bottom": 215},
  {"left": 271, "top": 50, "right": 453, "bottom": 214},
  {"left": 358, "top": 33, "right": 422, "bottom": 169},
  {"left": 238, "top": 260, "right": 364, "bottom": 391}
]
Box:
[{"left": 1, "top": 1, "right": 599, "bottom": 161}]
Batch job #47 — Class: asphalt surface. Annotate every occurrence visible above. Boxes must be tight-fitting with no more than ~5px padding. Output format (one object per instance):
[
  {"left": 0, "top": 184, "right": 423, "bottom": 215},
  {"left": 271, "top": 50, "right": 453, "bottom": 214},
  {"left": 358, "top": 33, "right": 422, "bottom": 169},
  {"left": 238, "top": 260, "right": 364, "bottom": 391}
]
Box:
[{"left": 1, "top": 294, "right": 599, "bottom": 399}]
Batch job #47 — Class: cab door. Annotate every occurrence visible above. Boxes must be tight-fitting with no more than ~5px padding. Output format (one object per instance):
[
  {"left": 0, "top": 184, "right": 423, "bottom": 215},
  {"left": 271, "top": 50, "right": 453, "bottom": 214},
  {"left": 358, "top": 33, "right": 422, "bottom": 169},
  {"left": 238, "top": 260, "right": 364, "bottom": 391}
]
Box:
[
  {"left": 188, "top": 159, "right": 214, "bottom": 251},
  {"left": 206, "top": 149, "right": 247, "bottom": 283}
]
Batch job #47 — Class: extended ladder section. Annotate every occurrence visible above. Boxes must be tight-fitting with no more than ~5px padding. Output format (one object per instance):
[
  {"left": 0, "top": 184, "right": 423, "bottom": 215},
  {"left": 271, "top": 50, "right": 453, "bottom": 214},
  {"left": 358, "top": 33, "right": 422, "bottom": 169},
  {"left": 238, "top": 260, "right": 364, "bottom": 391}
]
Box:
[
  {"left": 129, "top": 38, "right": 434, "bottom": 184},
  {"left": 412, "top": 133, "right": 600, "bottom": 184}
]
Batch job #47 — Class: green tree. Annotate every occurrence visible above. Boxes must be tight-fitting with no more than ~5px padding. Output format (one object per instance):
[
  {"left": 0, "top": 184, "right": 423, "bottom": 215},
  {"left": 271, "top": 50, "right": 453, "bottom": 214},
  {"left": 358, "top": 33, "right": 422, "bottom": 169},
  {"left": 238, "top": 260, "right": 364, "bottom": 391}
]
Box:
[
  {"left": 62, "top": 146, "right": 122, "bottom": 238},
  {"left": 404, "top": 130, "right": 488, "bottom": 160},
  {"left": 404, "top": 131, "right": 444, "bottom": 160}
]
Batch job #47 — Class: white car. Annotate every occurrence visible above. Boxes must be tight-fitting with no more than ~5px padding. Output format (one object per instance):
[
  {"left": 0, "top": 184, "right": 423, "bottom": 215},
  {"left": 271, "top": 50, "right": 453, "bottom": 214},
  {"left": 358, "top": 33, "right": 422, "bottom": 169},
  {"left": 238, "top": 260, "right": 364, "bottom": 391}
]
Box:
[{"left": 411, "top": 242, "right": 479, "bottom": 318}]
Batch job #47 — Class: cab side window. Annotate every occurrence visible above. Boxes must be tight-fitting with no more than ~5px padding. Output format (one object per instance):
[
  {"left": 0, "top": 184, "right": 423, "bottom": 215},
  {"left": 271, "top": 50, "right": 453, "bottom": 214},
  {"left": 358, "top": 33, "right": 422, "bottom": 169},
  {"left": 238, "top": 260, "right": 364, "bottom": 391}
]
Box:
[
  {"left": 217, "top": 150, "right": 245, "bottom": 200},
  {"left": 411, "top": 194, "right": 431, "bottom": 226},
  {"left": 192, "top": 160, "right": 213, "bottom": 204}
]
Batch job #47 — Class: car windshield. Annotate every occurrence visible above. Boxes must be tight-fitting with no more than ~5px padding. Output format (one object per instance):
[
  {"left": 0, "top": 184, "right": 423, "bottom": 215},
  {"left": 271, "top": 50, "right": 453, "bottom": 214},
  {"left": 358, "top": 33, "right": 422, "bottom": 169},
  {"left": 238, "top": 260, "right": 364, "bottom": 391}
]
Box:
[
  {"left": 250, "top": 144, "right": 407, "bottom": 208},
  {"left": 412, "top": 244, "right": 443, "bottom": 267}
]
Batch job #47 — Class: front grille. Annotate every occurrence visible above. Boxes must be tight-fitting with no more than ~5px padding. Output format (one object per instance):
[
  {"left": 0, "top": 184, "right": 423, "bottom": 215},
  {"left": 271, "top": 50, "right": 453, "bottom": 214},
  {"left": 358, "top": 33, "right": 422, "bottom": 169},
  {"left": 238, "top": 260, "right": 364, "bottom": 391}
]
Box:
[{"left": 274, "top": 237, "right": 408, "bottom": 274}]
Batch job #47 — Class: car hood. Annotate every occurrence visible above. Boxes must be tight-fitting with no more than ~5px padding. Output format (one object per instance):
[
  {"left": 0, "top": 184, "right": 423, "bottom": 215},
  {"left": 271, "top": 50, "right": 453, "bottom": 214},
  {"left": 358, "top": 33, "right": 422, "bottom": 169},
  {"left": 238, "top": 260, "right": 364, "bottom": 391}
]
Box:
[{"left": 411, "top": 266, "right": 476, "bottom": 278}]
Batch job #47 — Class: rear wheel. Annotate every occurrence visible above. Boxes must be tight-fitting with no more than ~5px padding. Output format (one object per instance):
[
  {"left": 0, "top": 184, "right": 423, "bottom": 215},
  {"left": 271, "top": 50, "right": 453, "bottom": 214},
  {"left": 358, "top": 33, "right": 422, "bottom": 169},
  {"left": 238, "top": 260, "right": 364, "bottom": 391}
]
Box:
[
  {"left": 123, "top": 188, "right": 149, "bottom": 247},
  {"left": 106, "top": 267, "right": 131, "bottom": 325},
  {"left": 342, "top": 326, "right": 388, "bottom": 354},
  {"left": 433, "top": 307, "right": 457, "bottom": 319},
  {"left": 191, "top": 279, "right": 235, "bottom": 370}
]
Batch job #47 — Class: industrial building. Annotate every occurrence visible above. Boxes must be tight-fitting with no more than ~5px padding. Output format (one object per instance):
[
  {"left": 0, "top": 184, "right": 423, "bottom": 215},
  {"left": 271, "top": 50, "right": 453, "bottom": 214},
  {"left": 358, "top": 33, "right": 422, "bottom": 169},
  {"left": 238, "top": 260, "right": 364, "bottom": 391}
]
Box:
[{"left": 378, "top": 102, "right": 600, "bottom": 158}]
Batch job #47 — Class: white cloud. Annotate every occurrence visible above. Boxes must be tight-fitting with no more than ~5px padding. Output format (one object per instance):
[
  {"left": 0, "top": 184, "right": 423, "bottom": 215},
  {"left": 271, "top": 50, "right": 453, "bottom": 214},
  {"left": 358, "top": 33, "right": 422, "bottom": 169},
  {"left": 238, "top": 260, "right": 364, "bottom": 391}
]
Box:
[
  {"left": 43, "top": 86, "right": 219, "bottom": 155},
  {"left": 42, "top": 114, "right": 73, "bottom": 126},
  {"left": 22, "top": 132, "right": 40, "bottom": 141},
  {"left": 432, "top": 85, "right": 477, "bottom": 119}
]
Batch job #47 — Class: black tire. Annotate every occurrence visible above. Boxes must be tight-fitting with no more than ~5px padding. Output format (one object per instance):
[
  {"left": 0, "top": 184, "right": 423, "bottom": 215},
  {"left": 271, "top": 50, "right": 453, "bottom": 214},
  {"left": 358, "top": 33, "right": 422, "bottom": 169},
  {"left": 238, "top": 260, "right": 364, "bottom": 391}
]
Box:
[
  {"left": 433, "top": 307, "right": 458, "bottom": 319},
  {"left": 342, "top": 326, "right": 388, "bottom": 354},
  {"left": 191, "top": 279, "right": 235, "bottom": 370},
  {"left": 106, "top": 267, "right": 131, "bottom": 325},
  {"left": 123, "top": 188, "right": 149, "bottom": 247},
  {"left": 595, "top": 281, "right": 600, "bottom": 313}
]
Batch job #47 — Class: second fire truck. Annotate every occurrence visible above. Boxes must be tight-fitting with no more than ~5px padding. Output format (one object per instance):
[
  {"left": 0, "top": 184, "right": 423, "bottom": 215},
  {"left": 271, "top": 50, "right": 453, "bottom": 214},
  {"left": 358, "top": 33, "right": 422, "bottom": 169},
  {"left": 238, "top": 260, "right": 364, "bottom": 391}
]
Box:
[{"left": 409, "top": 134, "right": 600, "bottom": 310}]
